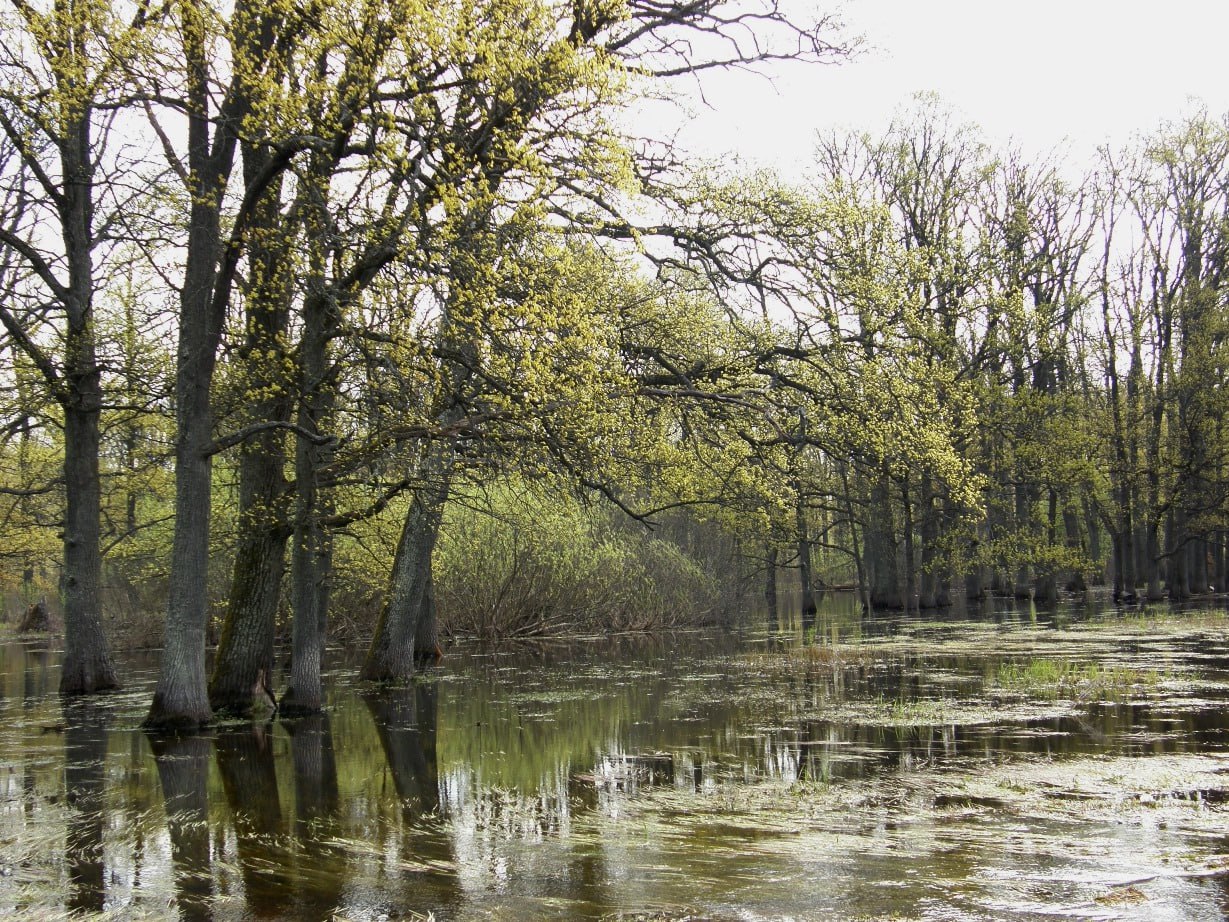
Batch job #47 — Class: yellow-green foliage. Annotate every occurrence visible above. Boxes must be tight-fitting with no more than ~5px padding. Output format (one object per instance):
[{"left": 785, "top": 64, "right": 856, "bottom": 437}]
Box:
[
  {"left": 992, "top": 658, "right": 1166, "bottom": 701},
  {"left": 434, "top": 478, "right": 723, "bottom": 636}
]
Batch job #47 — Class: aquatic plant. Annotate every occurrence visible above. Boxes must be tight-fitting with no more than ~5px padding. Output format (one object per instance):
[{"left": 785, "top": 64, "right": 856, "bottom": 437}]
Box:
[{"left": 991, "top": 658, "right": 1167, "bottom": 700}]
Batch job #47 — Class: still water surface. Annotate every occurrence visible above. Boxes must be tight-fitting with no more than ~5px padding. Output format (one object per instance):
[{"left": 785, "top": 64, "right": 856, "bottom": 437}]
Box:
[{"left": 2, "top": 595, "right": 1228, "bottom": 920}]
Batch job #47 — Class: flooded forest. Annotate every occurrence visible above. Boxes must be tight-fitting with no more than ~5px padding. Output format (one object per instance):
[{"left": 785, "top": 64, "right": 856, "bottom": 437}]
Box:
[{"left": 1, "top": 0, "right": 1229, "bottom": 918}]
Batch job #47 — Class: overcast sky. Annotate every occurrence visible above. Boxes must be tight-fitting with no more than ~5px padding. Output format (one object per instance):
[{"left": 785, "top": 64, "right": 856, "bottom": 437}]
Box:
[{"left": 663, "top": 0, "right": 1229, "bottom": 175}]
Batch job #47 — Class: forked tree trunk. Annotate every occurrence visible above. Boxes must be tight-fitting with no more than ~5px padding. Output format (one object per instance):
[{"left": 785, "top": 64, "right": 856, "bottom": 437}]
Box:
[
  {"left": 361, "top": 481, "right": 447, "bottom": 683},
  {"left": 209, "top": 147, "right": 291, "bottom": 716}
]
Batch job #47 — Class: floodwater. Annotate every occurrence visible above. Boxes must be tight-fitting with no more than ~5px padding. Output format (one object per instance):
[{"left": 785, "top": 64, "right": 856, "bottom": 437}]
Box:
[{"left": 2, "top": 595, "right": 1228, "bottom": 921}]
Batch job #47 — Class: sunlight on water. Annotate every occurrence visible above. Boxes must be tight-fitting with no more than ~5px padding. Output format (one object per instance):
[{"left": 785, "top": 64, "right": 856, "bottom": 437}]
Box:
[{"left": 0, "top": 595, "right": 1227, "bottom": 920}]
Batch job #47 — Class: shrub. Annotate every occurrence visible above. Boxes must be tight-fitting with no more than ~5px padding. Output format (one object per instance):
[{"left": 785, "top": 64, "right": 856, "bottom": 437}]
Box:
[{"left": 434, "top": 485, "right": 723, "bottom": 637}]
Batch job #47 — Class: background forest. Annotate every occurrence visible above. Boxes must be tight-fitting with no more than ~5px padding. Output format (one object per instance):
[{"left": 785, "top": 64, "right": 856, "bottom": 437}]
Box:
[{"left": 1, "top": 0, "right": 1227, "bottom": 726}]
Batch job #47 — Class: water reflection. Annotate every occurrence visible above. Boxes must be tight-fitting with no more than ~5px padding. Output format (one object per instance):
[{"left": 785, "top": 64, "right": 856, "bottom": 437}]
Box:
[
  {"left": 0, "top": 598, "right": 1225, "bottom": 919},
  {"left": 150, "top": 732, "right": 214, "bottom": 920},
  {"left": 64, "top": 701, "right": 108, "bottom": 915},
  {"left": 215, "top": 724, "right": 287, "bottom": 915}
]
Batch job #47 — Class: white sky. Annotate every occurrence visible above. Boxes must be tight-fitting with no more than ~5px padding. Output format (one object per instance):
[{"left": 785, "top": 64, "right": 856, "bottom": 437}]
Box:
[{"left": 663, "top": 0, "right": 1229, "bottom": 175}]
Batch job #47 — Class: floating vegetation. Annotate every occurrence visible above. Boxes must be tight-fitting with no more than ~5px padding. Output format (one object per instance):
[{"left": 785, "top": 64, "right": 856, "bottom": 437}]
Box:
[
  {"left": 991, "top": 658, "right": 1171, "bottom": 701},
  {"left": 0, "top": 602, "right": 1228, "bottom": 920}
]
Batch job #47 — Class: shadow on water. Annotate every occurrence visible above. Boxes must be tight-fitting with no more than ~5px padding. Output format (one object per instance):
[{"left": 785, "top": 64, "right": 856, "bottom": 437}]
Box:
[{"left": 0, "top": 595, "right": 1227, "bottom": 918}]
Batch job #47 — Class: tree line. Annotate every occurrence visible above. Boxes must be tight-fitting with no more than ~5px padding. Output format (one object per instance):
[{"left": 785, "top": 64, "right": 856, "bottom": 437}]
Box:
[{"left": 1, "top": 0, "right": 1226, "bottom": 726}]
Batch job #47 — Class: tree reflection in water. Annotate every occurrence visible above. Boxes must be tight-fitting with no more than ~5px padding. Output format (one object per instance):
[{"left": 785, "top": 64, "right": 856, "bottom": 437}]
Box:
[
  {"left": 149, "top": 732, "right": 214, "bottom": 921},
  {"left": 63, "top": 700, "right": 108, "bottom": 915},
  {"left": 215, "top": 723, "right": 287, "bottom": 915},
  {"left": 285, "top": 713, "right": 345, "bottom": 916}
]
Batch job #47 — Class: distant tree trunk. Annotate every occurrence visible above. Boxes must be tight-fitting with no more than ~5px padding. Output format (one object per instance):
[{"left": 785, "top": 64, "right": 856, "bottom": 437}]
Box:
[
  {"left": 1013, "top": 471, "right": 1034, "bottom": 600},
  {"left": 765, "top": 546, "right": 779, "bottom": 628},
  {"left": 1035, "top": 489, "right": 1059, "bottom": 603},
  {"left": 866, "top": 467, "right": 902, "bottom": 609},
  {"left": 1214, "top": 531, "right": 1228, "bottom": 592},
  {"left": 1063, "top": 502, "right": 1087, "bottom": 592},
  {"left": 918, "top": 477, "right": 940, "bottom": 608},
  {"left": 796, "top": 489, "right": 817, "bottom": 617},
  {"left": 901, "top": 477, "right": 917, "bottom": 611}
]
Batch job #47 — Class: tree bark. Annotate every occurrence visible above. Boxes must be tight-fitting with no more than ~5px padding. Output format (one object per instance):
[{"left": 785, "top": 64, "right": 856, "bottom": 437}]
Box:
[
  {"left": 145, "top": 0, "right": 261, "bottom": 728},
  {"left": 361, "top": 478, "right": 448, "bottom": 683},
  {"left": 209, "top": 141, "right": 292, "bottom": 716},
  {"left": 55, "top": 11, "right": 118, "bottom": 695}
]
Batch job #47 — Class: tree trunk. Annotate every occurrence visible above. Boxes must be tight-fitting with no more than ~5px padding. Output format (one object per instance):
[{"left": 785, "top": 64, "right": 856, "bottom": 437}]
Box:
[
  {"left": 144, "top": 4, "right": 243, "bottom": 729},
  {"left": 57, "top": 54, "right": 118, "bottom": 696},
  {"left": 765, "top": 546, "right": 779, "bottom": 628},
  {"left": 209, "top": 141, "right": 291, "bottom": 716},
  {"left": 796, "top": 491, "right": 817, "bottom": 617},
  {"left": 866, "top": 467, "right": 902, "bottom": 609},
  {"left": 361, "top": 480, "right": 448, "bottom": 683},
  {"left": 280, "top": 242, "right": 339, "bottom": 714}
]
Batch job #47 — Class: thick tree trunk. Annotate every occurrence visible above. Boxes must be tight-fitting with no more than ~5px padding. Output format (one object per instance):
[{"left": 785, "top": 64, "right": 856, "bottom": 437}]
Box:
[
  {"left": 57, "top": 77, "right": 118, "bottom": 696},
  {"left": 147, "top": 365, "right": 217, "bottom": 727},
  {"left": 209, "top": 144, "right": 291, "bottom": 716},
  {"left": 361, "top": 480, "right": 447, "bottom": 683},
  {"left": 209, "top": 507, "right": 287, "bottom": 715},
  {"left": 281, "top": 508, "right": 328, "bottom": 714},
  {"left": 144, "top": 20, "right": 227, "bottom": 730}
]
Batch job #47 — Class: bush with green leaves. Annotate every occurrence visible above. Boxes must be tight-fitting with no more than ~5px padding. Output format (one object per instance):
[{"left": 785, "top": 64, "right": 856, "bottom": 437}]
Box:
[{"left": 435, "top": 484, "right": 724, "bottom": 637}]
